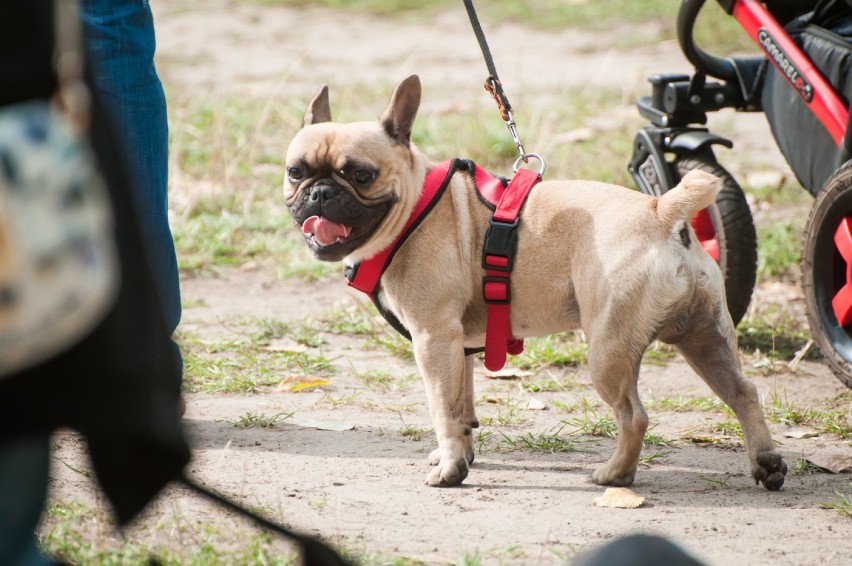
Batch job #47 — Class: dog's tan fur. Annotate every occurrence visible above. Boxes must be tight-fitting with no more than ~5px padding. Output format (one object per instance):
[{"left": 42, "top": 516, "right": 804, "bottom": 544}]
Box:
[{"left": 285, "top": 75, "right": 786, "bottom": 489}]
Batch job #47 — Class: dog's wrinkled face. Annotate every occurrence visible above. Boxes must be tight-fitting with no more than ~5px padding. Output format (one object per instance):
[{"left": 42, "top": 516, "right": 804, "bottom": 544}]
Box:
[{"left": 284, "top": 76, "right": 424, "bottom": 262}]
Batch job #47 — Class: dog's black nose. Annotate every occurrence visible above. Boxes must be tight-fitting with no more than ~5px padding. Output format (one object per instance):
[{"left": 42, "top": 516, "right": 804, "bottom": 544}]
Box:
[{"left": 309, "top": 182, "right": 334, "bottom": 204}]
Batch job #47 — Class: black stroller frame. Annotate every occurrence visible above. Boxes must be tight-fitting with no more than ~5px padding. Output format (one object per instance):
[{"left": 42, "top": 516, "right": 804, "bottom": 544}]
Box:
[{"left": 630, "top": 0, "right": 852, "bottom": 388}]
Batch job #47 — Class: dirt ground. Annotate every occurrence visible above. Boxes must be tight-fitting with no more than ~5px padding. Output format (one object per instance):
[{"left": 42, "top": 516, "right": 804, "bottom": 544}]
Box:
[{"left": 46, "top": 1, "right": 852, "bottom": 565}]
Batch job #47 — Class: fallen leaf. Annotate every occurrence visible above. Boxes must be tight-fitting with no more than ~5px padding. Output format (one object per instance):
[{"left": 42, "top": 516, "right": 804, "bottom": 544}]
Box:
[
  {"left": 783, "top": 428, "right": 820, "bottom": 439},
  {"left": 297, "top": 420, "right": 354, "bottom": 432},
  {"left": 805, "top": 453, "right": 852, "bottom": 474},
  {"left": 480, "top": 368, "right": 533, "bottom": 380},
  {"left": 264, "top": 339, "right": 309, "bottom": 353},
  {"left": 593, "top": 487, "right": 645, "bottom": 509},
  {"left": 291, "top": 379, "right": 330, "bottom": 392},
  {"left": 277, "top": 376, "right": 330, "bottom": 392}
]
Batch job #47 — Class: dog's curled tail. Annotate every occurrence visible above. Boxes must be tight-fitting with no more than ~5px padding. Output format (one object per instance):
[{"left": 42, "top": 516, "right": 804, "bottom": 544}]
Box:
[{"left": 655, "top": 169, "right": 720, "bottom": 226}]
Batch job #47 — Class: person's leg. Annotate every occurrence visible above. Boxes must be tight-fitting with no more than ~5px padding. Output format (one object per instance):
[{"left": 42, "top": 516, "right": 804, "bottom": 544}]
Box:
[
  {"left": 0, "top": 434, "right": 53, "bottom": 566},
  {"left": 78, "top": 0, "right": 181, "bottom": 341}
]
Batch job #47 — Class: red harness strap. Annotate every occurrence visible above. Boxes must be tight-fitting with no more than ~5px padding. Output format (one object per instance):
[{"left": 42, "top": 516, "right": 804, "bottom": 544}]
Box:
[
  {"left": 346, "top": 159, "right": 540, "bottom": 371},
  {"left": 481, "top": 168, "right": 541, "bottom": 371},
  {"left": 347, "top": 160, "right": 455, "bottom": 295}
]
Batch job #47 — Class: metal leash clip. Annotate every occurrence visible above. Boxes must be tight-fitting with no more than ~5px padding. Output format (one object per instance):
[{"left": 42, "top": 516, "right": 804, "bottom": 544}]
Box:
[{"left": 513, "top": 153, "right": 546, "bottom": 176}]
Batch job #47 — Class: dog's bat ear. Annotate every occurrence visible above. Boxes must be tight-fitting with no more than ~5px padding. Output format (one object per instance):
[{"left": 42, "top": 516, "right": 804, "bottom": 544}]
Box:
[
  {"left": 303, "top": 85, "right": 331, "bottom": 127},
  {"left": 379, "top": 75, "right": 421, "bottom": 145}
]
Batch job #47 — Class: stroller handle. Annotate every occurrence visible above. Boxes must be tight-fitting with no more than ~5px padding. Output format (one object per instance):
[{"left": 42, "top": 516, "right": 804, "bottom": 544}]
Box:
[{"left": 677, "top": 0, "right": 739, "bottom": 81}]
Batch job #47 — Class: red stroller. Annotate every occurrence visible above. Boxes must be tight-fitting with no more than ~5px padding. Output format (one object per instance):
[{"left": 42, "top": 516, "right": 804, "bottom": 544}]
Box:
[{"left": 630, "top": 0, "right": 852, "bottom": 389}]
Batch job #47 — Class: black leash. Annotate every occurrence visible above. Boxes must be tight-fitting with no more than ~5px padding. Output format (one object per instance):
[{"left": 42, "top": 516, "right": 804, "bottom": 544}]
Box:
[
  {"left": 179, "top": 475, "right": 353, "bottom": 566},
  {"left": 462, "top": 0, "right": 545, "bottom": 174},
  {"left": 462, "top": 0, "right": 512, "bottom": 118}
]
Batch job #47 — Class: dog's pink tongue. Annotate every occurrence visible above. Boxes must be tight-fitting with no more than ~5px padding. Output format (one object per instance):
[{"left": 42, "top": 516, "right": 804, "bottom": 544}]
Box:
[{"left": 302, "top": 216, "right": 351, "bottom": 245}]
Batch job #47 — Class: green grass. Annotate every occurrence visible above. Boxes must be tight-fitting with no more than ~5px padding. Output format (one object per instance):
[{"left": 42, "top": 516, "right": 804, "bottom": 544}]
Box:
[
  {"left": 763, "top": 390, "right": 846, "bottom": 431},
  {"left": 497, "top": 424, "right": 588, "bottom": 453},
  {"left": 642, "top": 342, "right": 678, "bottom": 367},
  {"left": 180, "top": 331, "right": 335, "bottom": 393},
  {"left": 479, "top": 399, "right": 528, "bottom": 427},
  {"left": 699, "top": 475, "right": 734, "bottom": 490},
  {"left": 320, "top": 304, "right": 380, "bottom": 336},
  {"left": 643, "top": 430, "right": 676, "bottom": 447},
  {"left": 789, "top": 457, "right": 822, "bottom": 476},
  {"left": 563, "top": 408, "right": 618, "bottom": 439},
  {"left": 509, "top": 333, "right": 588, "bottom": 371},
  {"left": 356, "top": 370, "right": 417, "bottom": 391},
  {"left": 711, "top": 420, "right": 744, "bottom": 440},
  {"left": 821, "top": 483, "right": 852, "bottom": 518},
  {"left": 475, "top": 429, "right": 494, "bottom": 454},
  {"left": 41, "top": 501, "right": 299, "bottom": 565},
  {"left": 737, "top": 307, "right": 819, "bottom": 362},
  {"left": 318, "top": 303, "right": 415, "bottom": 361},
  {"left": 233, "top": 411, "right": 293, "bottom": 428},
  {"left": 645, "top": 395, "right": 724, "bottom": 413},
  {"left": 521, "top": 374, "right": 574, "bottom": 393},
  {"left": 639, "top": 449, "right": 673, "bottom": 467},
  {"left": 747, "top": 177, "right": 813, "bottom": 207},
  {"left": 756, "top": 221, "right": 803, "bottom": 280},
  {"left": 398, "top": 414, "right": 431, "bottom": 441}
]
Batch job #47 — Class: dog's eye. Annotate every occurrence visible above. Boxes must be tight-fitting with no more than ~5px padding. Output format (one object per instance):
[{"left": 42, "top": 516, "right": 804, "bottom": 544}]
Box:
[
  {"left": 351, "top": 169, "right": 375, "bottom": 186},
  {"left": 287, "top": 167, "right": 304, "bottom": 183}
]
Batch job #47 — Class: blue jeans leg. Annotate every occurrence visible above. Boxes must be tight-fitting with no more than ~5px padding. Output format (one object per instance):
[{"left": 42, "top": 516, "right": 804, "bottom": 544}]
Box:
[
  {"left": 79, "top": 0, "right": 182, "bottom": 344},
  {"left": 0, "top": 435, "right": 52, "bottom": 566}
]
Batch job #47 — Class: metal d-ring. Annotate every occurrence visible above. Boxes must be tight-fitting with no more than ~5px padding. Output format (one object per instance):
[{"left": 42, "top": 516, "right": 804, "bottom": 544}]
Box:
[{"left": 513, "top": 153, "right": 546, "bottom": 176}]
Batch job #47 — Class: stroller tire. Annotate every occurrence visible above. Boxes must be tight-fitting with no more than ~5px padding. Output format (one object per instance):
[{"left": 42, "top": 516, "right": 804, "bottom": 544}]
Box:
[
  {"left": 803, "top": 160, "right": 852, "bottom": 389},
  {"left": 673, "top": 155, "right": 757, "bottom": 326}
]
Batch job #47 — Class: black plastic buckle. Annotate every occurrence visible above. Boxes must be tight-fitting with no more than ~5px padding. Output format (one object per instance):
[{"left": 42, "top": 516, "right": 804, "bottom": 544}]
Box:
[
  {"left": 482, "top": 216, "right": 519, "bottom": 272},
  {"left": 482, "top": 276, "right": 511, "bottom": 305}
]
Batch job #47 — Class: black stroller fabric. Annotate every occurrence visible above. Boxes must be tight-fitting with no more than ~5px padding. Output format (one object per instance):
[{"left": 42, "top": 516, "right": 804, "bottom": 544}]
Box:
[{"left": 761, "top": 0, "right": 852, "bottom": 194}]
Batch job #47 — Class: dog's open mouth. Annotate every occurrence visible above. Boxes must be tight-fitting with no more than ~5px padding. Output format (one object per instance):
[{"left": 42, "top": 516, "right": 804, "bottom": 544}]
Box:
[{"left": 301, "top": 215, "right": 352, "bottom": 246}]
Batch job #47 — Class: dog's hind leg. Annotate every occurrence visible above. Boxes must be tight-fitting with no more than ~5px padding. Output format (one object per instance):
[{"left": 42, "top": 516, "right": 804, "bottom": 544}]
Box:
[
  {"left": 586, "top": 339, "right": 648, "bottom": 487},
  {"left": 672, "top": 311, "right": 787, "bottom": 490}
]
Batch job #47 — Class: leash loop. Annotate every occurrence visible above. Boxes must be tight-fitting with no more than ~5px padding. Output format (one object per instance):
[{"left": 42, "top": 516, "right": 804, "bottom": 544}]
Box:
[{"left": 513, "top": 153, "right": 546, "bottom": 175}]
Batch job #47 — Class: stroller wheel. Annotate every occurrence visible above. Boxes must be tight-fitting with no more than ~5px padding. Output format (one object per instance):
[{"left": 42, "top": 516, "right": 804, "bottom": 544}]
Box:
[
  {"left": 803, "top": 160, "right": 852, "bottom": 389},
  {"left": 673, "top": 155, "right": 757, "bottom": 325}
]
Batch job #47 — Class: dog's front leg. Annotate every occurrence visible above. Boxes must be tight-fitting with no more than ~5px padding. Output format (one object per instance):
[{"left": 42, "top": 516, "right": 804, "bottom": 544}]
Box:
[{"left": 414, "top": 333, "right": 476, "bottom": 486}]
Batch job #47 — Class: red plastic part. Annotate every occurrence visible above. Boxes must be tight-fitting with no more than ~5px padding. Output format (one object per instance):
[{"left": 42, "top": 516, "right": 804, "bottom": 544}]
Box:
[
  {"left": 832, "top": 217, "right": 852, "bottom": 326},
  {"left": 732, "top": 0, "right": 848, "bottom": 145},
  {"left": 692, "top": 208, "right": 719, "bottom": 262}
]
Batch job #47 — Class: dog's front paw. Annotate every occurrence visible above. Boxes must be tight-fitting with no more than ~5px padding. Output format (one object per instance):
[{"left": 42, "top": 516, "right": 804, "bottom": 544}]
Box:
[
  {"left": 428, "top": 439, "right": 474, "bottom": 467},
  {"left": 752, "top": 451, "right": 787, "bottom": 490},
  {"left": 425, "top": 456, "right": 469, "bottom": 486},
  {"left": 426, "top": 441, "right": 470, "bottom": 486}
]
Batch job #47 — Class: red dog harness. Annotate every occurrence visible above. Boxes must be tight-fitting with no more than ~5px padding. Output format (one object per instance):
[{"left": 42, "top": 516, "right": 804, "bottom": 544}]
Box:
[{"left": 344, "top": 158, "right": 540, "bottom": 370}]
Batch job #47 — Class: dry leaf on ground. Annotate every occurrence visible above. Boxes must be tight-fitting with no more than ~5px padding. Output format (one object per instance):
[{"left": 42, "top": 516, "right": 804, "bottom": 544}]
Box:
[
  {"left": 593, "top": 487, "right": 646, "bottom": 509},
  {"left": 805, "top": 453, "right": 852, "bottom": 474}
]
